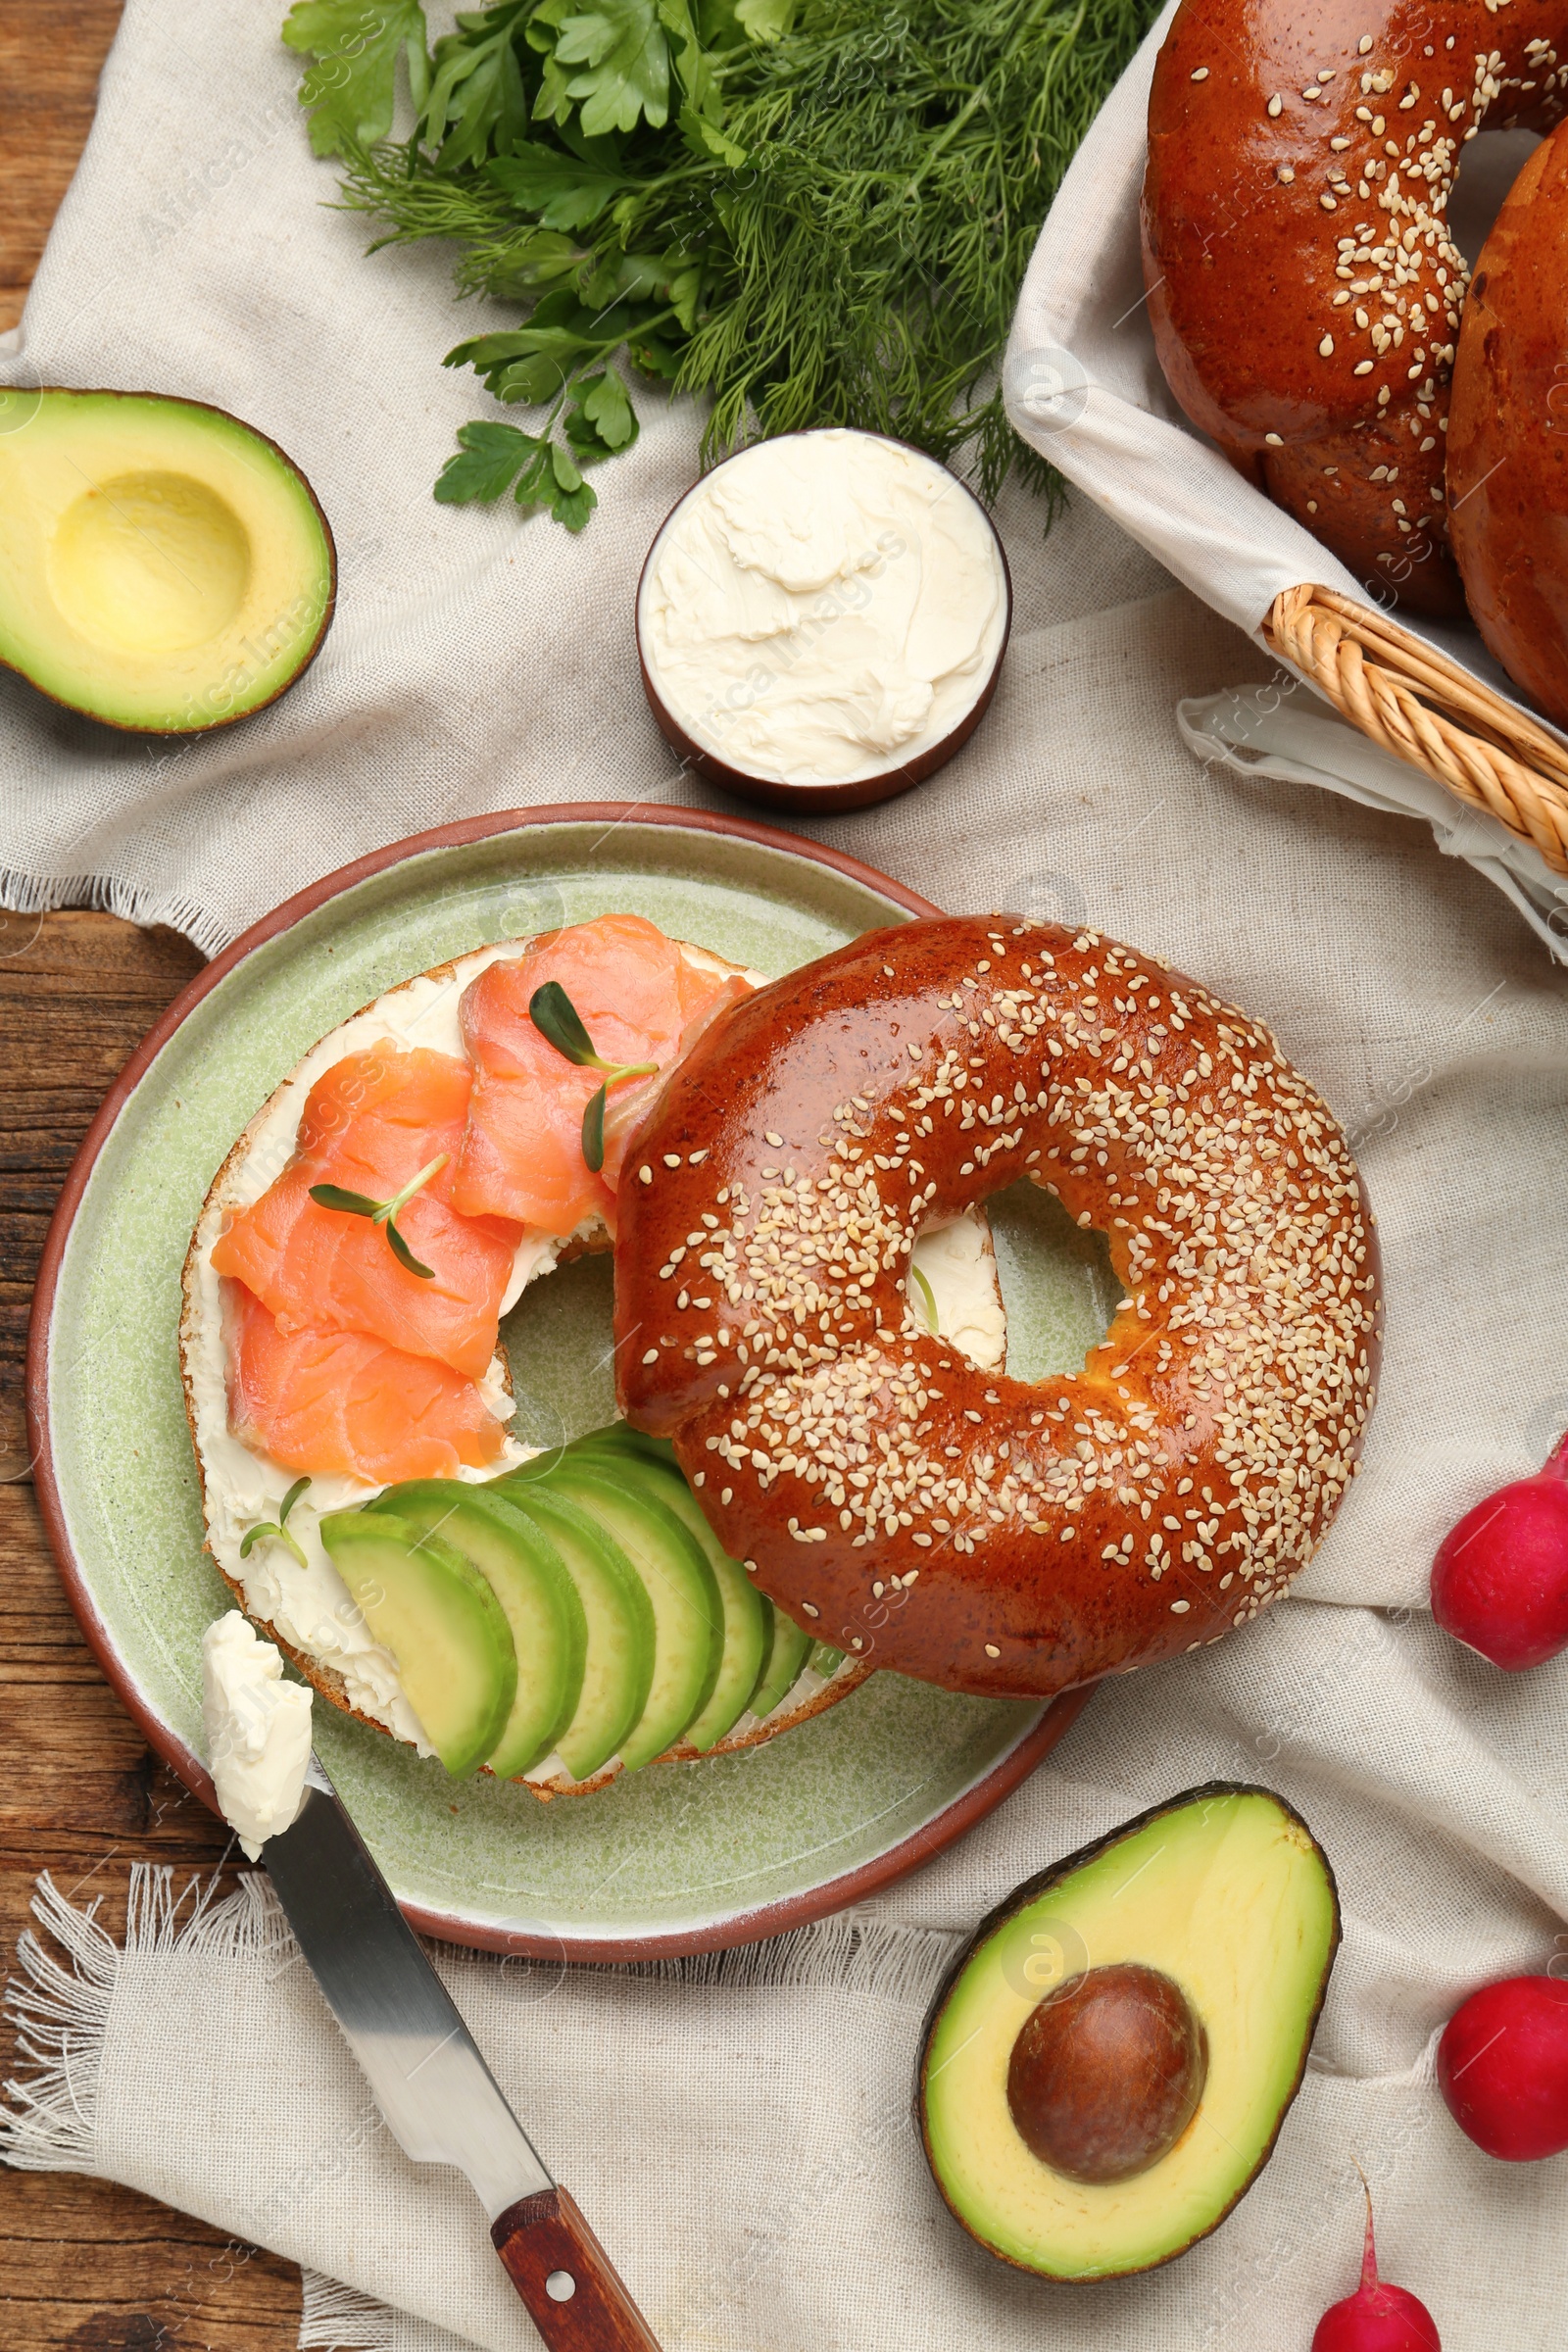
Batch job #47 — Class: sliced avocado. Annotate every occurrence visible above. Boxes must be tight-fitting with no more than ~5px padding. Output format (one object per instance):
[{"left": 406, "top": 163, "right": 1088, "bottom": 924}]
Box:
[
  {"left": 570, "top": 1422, "right": 679, "bottom": 1470},
  {"left": 569, "top": 1444, "right": 766, "bottom": 1753},
  {"left": 499, "top": 1459, "right": 721, "bottom": 1769},
  {"left": 0, "top": 388, "right": 334, "bottom": 732},
  {"left": 500, "top": 1488, "right": 654, "bottom": 1783},
  {"left": 318, "top": 1508, "right": 515, "bottom": 1779},
  {"left": 808, "top": 1641, "right": 845, "bottom": 1678},
  {"left": 919, "top": 1784, "right": 1340, "bottom": 2281},
  {"left": 364, "top": 1482, "right": 585, "bottom": 1780},
  {"left": 746, "top": 1602, "right": 812, "bottom": 1722}
]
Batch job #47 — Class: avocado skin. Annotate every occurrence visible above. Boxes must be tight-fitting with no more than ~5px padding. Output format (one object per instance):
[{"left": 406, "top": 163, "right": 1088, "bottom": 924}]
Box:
[
  {"left": 916, "top": 1781, "right": 1342, "bottom": 2282},
  {"left": 1, "top": 387, "right": 336, "bottom": 735}
]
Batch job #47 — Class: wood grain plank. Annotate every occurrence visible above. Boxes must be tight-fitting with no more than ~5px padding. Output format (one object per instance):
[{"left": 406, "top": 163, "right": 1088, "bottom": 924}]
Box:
[
  {"left": 0, "top": 910, "right": 202, "bottom": 1477},
  {"left": 0, "top": 1, "right": 126, "bottom": 333},
  {"left": 0, "top": 916, "right": 301, "bottom": 2351}
]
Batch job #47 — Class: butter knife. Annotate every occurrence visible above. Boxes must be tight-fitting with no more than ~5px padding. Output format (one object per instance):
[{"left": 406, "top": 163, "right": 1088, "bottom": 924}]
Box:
[{"left": 263, "top": 1754, "right": 662, "bottom": 2352}]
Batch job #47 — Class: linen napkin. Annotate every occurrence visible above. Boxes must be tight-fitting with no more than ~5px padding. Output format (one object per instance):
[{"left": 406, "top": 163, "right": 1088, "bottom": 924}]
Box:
[
  {"left": 6, "top": 3, "right": 1568, "bottom": 2348},
  {"left": 7, "top": 1591, "right": 1568, "bottom": 2352}
]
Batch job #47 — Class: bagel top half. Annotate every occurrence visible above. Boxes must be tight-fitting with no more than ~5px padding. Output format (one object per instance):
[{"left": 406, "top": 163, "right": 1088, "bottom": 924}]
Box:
[{"left": 614, "top": 916, "right": 1382, "bottom": 1699}]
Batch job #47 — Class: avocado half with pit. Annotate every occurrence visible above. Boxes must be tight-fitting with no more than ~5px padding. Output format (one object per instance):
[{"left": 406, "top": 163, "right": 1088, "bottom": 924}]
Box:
[
  {"left": 918, "top": 1784, "right": 1339, "bottom": 2281},
  {"left": 0, "top": 388, "right": 335, "bottom": 731}
]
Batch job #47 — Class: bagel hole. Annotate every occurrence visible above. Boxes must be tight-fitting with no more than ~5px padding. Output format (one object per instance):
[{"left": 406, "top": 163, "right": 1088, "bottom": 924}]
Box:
[
  {"left": 501, "top": 1248, "right": 617, "bottom": 1452},
  {"left": 1448, "top": 127, "right": 1540, "bottom": 269},
  {"left": 985, "top": 1181, "right": 1118, "bottom": 1384}
]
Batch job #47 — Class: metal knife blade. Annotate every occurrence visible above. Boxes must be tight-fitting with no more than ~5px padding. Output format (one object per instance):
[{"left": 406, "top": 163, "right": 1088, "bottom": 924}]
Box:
[
  {"left": 263, "top": 1755, "right": 552, "bottom": 2220},
  {"left": 264, "top": 1755, "right": 662, "bottom": 2348}
]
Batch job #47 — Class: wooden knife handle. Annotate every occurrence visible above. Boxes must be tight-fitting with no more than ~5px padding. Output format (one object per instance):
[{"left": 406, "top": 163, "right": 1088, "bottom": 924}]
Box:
[{"left": 492, "top": 2184, "right": 662, "bottom": 2352}]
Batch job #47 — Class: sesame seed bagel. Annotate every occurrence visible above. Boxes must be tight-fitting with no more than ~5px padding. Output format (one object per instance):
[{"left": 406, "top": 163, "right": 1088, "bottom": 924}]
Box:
[
  {"left": 1143, "top": 0, "right": 1568, "bottom": 615},
  {"left": 613, "top": 917, "right": 1381, "bottom": 1701},
  {"left": 1447, "top": 119, "right": 1568, "bottom": 724}
]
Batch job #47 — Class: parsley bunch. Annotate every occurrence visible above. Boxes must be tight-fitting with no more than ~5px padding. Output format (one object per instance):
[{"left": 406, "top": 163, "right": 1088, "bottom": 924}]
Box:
[{"left": 282, "top": 0, "right": 1157, "bottom": 532}]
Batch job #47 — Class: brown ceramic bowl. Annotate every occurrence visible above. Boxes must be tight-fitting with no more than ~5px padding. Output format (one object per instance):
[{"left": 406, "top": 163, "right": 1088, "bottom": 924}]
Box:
[{"left": 635, "top": 429, "right": 1012, "bottom": 814}]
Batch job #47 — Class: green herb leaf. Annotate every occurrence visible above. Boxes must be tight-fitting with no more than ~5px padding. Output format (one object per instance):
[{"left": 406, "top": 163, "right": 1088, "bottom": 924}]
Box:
[
  {"left": 433, "top": 419, "right": 541, "bottom": 503},
  {"left": 732, "top": 0, "right": 795, "bottom": 37},
  {"left": 544, "top": 0, "right": 672, "bottom": 135},
  {"left": 626, "top": 331, "right": 682, "bottom": 381},
  {"left": 487, "top": 145, "right": 625, "bottom": 229},
  {"left": 677, "top": 105, "right": 746, "bottom": 167},
  {"left": 528, "top": 980, "right": 601, "bottom": 1065},
  {"left": 552, "top": 476, "right": 599, "bottom": 531},
  {"left": 564, "top": 368, "right": 639, "bottom": 463},
  {"left": 384, "top": 1221, "right": 437, "bottom": 1280},
  {"left": 529, "top": 982, "right": 656, "bottom": 1146},
  {"left": 514, "top": 443, "right": 558, "bottom": 507},
  {"left": 420, "top": 13, "right": 534, "bottom": 169},
  {"left": 307, "top": 1181, "right": 383, "bottom": 1216},
  {"left": 909, "top": 1263, "right": 940, "bottom": 1335},
  {"left": 308, "top": 1154, "right": 446, "bottom": 1280},
  {"left": 278, "top": 1476, "right": 312, "bottom": 1524},
  {"left": 578, "top": 365, "right": 637, "bottom": 446},
  {"left": 581, "top": 1082, "right": 609, "bottom": 1171},
  {"left": 240, "top": 1477, "right": 313, "bottom": 1571},
  {"left": 282, "top": 0, "right": 428, "bottom": 157},
  {"left": 660, "top": 0, "right": 719, "bottom": 116},
  {"left": 550, "top": 442, "right": 585, "bottom": 494}
]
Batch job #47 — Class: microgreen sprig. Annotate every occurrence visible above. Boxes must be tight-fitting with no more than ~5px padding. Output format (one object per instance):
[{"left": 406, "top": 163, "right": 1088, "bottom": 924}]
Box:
[
  {"left": 308, "top": 1153, "right": 449, "bottom": 1278},
  {"left": 239, "top": 1476, "right": 313, "bottom": 1570},
  {"left": 527, "top": 980, "right": 658, "bottom": 1172},
  {"left": 910, "top": 1263, "right": 940, "bottom": 1336}
]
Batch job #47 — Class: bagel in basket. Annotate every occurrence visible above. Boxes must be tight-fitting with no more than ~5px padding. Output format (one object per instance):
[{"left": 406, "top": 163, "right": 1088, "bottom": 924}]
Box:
[
  {"left": 1143, "top": 0, "right": 1568, "bottom": 615},
  {"left": 615, "top": 916, "right": 1381, "bottom": 1698},
  {"left": 1447, "top": 116, "right": 1568, "bottom": 725},
  {"left": 180, "top": 915, "right": 1012, "bottom": 1794}
]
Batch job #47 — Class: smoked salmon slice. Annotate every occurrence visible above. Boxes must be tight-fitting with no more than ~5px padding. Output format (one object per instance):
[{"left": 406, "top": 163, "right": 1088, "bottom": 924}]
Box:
[
  {"left": 226, "top": 1283, "right": 508, "bottom": 1486},
  {"left": 451, "top": 915, "right": 752, "bottom": 1231},
  {"left": 211, "top": 1047, "right": 521, "bottom": 1382}
]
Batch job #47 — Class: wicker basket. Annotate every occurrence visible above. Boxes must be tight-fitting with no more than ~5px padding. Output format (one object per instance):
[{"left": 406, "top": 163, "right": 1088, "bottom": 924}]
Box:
[{"left": 1264, "top": 586, "right": 1568, "bottom": 880}]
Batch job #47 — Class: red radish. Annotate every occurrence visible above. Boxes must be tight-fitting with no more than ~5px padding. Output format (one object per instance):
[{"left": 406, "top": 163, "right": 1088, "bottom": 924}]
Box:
[
  {"left": 1312, "top": 2176, "right": 1441, "bottom": 2351},
  {"left": 1438, "top": 1974, "right": 1568, "bottom": 2160},
  {"left": 1430, "top": 1434, "right": 1568, "bottom": 1669}
]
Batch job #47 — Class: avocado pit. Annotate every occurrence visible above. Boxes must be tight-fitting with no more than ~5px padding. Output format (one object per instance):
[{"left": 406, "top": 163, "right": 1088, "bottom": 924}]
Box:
[{"left": 1006, "top": 1960, "right": 1208, "bottom": 2184}]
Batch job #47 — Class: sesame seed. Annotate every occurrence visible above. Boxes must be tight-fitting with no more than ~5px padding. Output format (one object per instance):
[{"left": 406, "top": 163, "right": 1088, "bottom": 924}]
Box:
[
  {"left": 1191, "top": 65, "right": 1208, "bottom": 80},
  {"left": 1267, "top": 92, "right": 1282, "bottom": 115}
]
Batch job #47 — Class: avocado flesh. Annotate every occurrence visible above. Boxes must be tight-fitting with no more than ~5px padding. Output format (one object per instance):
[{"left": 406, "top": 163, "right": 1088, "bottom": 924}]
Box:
[
  {"left": 318, "top": 1510, "right": 515, "bottom": 1779},
  {"left": 498, "top": 1463, "right": 721, "bottom": 1770},
  {"left": 747, "top": 1605, "right": 812, "bottom": 1721},
  {"left": 0, "top": 389, "right": 334, "bottom": 731},
  {"left": 499, "top": 1488, "right": 655, "bottom": 1782},
  {"left": 364, "top": 1482, "right": 585, "bottom": 1779},
  {"left": 920, "top": 1785, "right": 1339, "bottom": 2281},
  {"left": 562, "top": 1441, "right": 766, "bottom": 1751}
]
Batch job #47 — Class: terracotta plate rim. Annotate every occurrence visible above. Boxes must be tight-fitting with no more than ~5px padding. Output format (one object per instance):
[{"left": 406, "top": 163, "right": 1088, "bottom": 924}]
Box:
[{"left": 25, "top": 801, "right": 1095, "bottom": 1960}]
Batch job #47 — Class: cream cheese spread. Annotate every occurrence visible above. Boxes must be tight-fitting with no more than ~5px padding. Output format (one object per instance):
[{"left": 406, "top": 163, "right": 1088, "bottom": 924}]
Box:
[
  {"left": 638, "top": 429, "right": 1007, "bottom": 789},
  {"left": 201, "top": 1611, "right": 314, "bottom": 1858}
]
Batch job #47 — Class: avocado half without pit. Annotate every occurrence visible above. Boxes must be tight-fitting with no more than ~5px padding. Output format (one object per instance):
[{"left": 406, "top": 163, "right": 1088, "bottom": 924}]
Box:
[
  {"left": 0, "top": 388, "right": 335, "bottom": 732},
  {"left": 918, "top": 1785, "right": 1340, "bottom": 2282}
]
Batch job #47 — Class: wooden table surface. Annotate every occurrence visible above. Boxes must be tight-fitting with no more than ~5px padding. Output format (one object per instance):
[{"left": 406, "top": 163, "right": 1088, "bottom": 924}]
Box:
[{"left": 1, "top": 5, "right": 303, "bottom": 2343}]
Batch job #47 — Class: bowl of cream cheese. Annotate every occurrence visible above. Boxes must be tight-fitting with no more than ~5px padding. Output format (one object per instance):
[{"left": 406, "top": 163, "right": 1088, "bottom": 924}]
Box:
[{"left": 635, "top": 428, "right": 1011, "bottom": 811}]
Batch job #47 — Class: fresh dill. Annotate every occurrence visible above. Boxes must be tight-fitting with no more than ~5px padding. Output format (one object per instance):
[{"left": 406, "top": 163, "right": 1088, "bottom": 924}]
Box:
[{"left": 283, "top": 0, "right": 1158, "bottom": 530}]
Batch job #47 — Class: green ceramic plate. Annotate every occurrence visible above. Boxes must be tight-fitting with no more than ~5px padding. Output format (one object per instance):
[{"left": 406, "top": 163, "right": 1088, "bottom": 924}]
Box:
[{"left": 30, "top": 808, "right": 1103, "bottom": 1957}]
